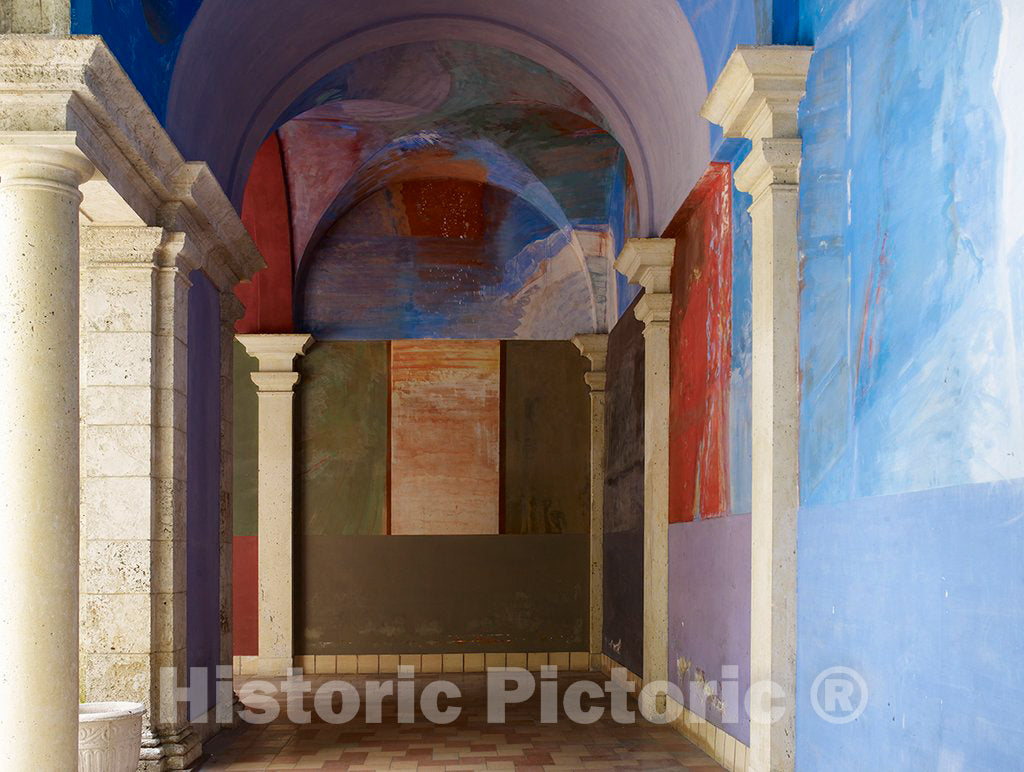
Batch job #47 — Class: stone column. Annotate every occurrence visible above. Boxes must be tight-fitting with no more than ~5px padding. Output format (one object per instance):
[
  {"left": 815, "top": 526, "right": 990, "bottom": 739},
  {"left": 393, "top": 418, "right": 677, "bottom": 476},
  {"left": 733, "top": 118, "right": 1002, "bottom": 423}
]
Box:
[
  {"left": 0, "top": 135, "right": 92, "bottom": 770},
  {"left": 614, "top": 238, "right": 674, "bottom": 713},
  {"left": 78, "top": 224, "right": 200, "bottom": 770},
  {"left": 571, "top": 333, "right": 609, "bottom": 664},
  {"left": 218, "top": 293, "right": 245, "bottom": 723},
  {"left": 702, "top": 46, "right": 811, "bottom": 772},
  {"left": 236, "top": 334, "right": 313, "bottom": 675}
]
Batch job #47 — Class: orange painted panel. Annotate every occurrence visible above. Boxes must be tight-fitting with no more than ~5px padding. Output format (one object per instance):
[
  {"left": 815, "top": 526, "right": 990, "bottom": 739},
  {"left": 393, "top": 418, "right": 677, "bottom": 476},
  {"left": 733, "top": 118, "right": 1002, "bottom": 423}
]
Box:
[{"left": 390, "top": 341, "right": 500, "bottom": 534}]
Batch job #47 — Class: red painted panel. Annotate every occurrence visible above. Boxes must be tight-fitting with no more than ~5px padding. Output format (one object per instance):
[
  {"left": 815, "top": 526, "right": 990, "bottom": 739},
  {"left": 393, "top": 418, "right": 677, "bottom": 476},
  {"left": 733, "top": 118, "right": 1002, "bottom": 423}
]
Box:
[
  {"left": 666, "top": 163, "right": 733, "bottom": 523},
  {"left": 237, "top": 132, "right": 294, "bottom": 333},
  {"left": 232, "top": 534, "right": 258, "bottom": 655}
]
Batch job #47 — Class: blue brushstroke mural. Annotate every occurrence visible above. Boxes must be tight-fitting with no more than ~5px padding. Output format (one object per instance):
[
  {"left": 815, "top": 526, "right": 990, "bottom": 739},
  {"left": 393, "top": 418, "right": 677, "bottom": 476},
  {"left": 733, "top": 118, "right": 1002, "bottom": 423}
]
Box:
[
  {"left": 797, "top": 0, "right": 1024, "bottom": 767},
  {"left": 799, "top": 0, "right": 1024, "bottom": 507}
]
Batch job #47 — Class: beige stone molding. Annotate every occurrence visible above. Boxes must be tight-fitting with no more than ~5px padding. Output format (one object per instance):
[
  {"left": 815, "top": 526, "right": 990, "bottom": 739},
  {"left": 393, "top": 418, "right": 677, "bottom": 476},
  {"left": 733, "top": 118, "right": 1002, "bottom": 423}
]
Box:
[
  {"left": 573, "top": 333, "right": 608, "bottom": 392},
  {"left": 572, "top": 333, "right": 609, "bottom": 657},
  {"left": 702, "top": 45, "right": 811, "bottom": 772},
  {"left": 237, "top": 334, "right": 314, "bottom": 677},
  {"left": 0, "top": 36, "right": 265, "bottom": 290},
  {"left": 613, "top": 237, "right": 675, "bottom": 716},
  {"left": 0, "top": 0, "right": 70, "bottom": 34}
]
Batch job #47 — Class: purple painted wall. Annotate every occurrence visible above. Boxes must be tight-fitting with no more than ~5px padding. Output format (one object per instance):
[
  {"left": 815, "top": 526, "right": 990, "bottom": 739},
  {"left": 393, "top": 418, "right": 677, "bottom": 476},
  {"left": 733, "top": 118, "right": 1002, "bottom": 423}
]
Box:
[
  {"left": 186, "top": 270, "right": 221, "bottom": 718},
  {"left": 667, "top": 516, "right": 751, "bottom": 743}
]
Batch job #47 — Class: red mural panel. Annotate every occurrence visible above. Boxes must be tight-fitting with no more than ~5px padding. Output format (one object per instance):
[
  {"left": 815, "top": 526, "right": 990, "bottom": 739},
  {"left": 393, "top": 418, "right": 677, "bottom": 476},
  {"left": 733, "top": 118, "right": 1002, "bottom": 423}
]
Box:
[
  {"left": 389, "top": 340, "right": 501, "bottom": 535},
  {"left": 237, "top": 132, "right": 295, "bottom": 333},
  {"left": 232, "top": 534, "right": 258, "bottom": 655},
  {"left": 667, "top": 163, "right": 733, "bottom": 523}
]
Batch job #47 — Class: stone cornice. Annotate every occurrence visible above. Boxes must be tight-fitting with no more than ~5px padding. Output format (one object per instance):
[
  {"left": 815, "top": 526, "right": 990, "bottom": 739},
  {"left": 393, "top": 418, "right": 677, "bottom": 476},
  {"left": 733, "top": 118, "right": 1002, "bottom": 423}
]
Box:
[
  {"left": 700, "top": 45, "right": 812, "bottom": 141},
  {"left": 614, "top": 238, "right": 675, "bottom": 295},
  {"left": 0, "top": 36, "right": 265, "bottom": 293}
]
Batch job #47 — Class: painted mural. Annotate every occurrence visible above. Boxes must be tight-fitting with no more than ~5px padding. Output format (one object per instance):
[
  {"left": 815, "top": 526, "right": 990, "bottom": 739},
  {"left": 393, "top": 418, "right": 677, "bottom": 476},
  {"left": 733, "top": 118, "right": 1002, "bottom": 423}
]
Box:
[
  {"left": 389, "top": 340, "right": 501, "bottom": 535},
  {"left": 667, "top": 163, "right": 734, "bottom": 522},
  {"left": 602, "top": 296, "right": 646, "bottom": 676},
  {"left": 237, "top": 132, "right": 293, "bottom": 335},
  {"left": 662, "top": 161, "right": 753, "bottom": 743},
  {"left": 296, "top": 343, "right": 388, "bottom": 537},
  {"left": 236, "top": 339, "right": 591, "bottom": 652},
  {"left": 277, "top": 42, "right": 638, "bottom": 340},
  {"left": 799, "top": 0, "right": 1024, "bottom": 506},
  {"left": 796, "top": 0, "right": 1024, "bottom": 768},
  {"left": 502, "top": 341, "right": 590, "bottom": 535}
]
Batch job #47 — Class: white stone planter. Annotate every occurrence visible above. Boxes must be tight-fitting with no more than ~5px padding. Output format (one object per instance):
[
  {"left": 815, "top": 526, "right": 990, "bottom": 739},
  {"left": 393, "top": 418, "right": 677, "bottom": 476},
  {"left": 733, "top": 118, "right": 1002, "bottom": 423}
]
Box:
[{"left": 78, "top": 702, "right": 144, "bottom": 772}]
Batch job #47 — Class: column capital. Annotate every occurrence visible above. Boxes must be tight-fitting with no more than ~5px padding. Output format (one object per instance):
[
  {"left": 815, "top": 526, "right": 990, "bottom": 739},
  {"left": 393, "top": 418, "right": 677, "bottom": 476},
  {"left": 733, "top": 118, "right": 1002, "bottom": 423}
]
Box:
[
  {"left": 614, "top": 238, "right": 675, "bottom": 295},
  {"left": 700, "top": 46, "right": 813, "bottom": 141},
  {"left": 237, "top": 333, "right": 314, "bottom": 373},
  {"left": 634, "top": 293, "right": 673, "bottom": 330},
  {"left": 702, "top": 46, "right": 811, "bottom": 206},
  {"left": 572, "top": 333, "right": 609, "bottom": 372},
  {"left": 0, "top": 131, "right": 94, "bottom": 188}
]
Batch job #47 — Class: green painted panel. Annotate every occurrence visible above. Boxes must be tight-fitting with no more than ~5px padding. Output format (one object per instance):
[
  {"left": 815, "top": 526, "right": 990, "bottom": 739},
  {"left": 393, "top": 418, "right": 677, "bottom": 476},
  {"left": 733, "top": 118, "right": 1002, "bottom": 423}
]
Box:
[
  {"left": 297, "top": 342, "right": 388, "bottom": 536},
  {"left": 502, "top": 341, "right": 590, "bottom": 534},
  {"left": 232, "top": 340, "right": 258, "bottom": 536}
]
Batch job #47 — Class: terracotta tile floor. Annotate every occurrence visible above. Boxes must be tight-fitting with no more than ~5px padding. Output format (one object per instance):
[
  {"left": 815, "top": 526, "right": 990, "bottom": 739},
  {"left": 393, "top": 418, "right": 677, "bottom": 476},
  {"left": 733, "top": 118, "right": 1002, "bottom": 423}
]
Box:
[{"left": 198, "top": 672, "right": 723, "bottom": 771}]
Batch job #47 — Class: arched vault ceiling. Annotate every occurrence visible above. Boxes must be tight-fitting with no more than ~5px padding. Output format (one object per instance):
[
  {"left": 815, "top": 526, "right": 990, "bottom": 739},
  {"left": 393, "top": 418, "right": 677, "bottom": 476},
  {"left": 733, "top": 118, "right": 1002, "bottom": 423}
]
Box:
[
  {"left": 168, "top": 0, "right": 710, "bottom": 235},
  {"left": 272, "top": 43, "right": 629, "bottom": 273}
]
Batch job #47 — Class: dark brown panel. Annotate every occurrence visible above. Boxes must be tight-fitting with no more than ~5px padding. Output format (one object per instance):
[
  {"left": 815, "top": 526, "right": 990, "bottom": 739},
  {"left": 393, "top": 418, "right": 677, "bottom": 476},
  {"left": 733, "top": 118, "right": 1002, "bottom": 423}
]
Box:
[
  {"left": 502, "top": 341, "right": 590, "bottom": 534},
  {"left": 603, "top": 295, "right": 645, "bottom": 674},
  {"left": 296, "top": 534, "right": 587, "bottom": 654}
]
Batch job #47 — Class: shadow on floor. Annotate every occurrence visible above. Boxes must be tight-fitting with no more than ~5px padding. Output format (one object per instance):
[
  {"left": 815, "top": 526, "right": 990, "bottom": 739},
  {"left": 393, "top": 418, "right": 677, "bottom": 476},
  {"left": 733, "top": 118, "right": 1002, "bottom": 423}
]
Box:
[{"left": 196, "top": 671, "right": 723, "bottom": 770}]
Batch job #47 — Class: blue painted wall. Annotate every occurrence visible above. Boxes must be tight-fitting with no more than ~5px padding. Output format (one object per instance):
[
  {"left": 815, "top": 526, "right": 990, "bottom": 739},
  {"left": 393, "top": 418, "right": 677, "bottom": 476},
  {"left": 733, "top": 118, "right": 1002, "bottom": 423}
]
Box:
[
  {"left": 796, "top": 0, "right": 1024, "bottom": 767},
  {"left": 72, "top": 0, "right": 203, "bottom": 121},
  {"left": 186, "top": 270, "right": 221, "bottom": 718},
  {"left": 798, "top": 479, "right": 1024, "bottom": 769}
]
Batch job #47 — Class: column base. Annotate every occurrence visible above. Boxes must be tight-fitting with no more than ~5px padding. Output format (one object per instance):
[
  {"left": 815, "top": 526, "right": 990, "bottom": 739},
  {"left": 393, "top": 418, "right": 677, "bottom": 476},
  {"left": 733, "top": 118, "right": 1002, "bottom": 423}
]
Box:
[{"left": 140, "top": 725, "right": 201, "bottom": 771}]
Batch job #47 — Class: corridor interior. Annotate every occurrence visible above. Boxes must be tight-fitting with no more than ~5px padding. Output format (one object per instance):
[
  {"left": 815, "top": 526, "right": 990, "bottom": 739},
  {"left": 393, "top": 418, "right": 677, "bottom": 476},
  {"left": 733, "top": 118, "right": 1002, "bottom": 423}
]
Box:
[{"left": 0, "top": 1, "right": 1022, "bottom": 771}]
